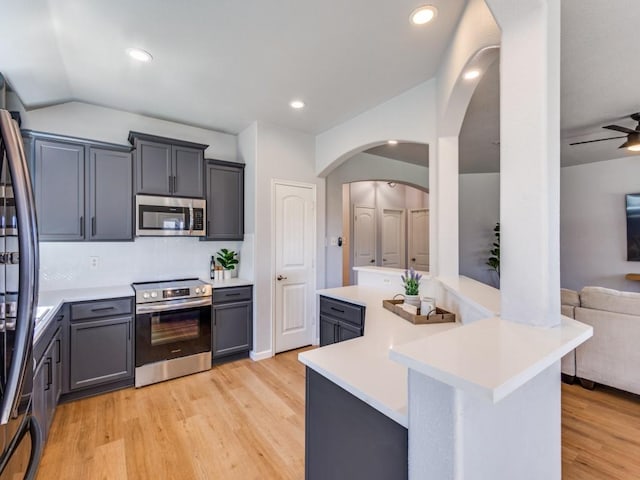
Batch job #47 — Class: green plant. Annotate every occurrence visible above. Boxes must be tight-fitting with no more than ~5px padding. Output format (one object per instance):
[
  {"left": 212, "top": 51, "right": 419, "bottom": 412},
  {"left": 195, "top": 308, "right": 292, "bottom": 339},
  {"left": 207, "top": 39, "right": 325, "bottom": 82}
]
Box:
[
  {"left": 486, "top": 222, "right": 500, "bottom": 277},
  {"left": 401, "top": 268, "right": 422, "bottom": 296},
  {"left": 216, "top": 248, "right": 239, "bottom": 270}
]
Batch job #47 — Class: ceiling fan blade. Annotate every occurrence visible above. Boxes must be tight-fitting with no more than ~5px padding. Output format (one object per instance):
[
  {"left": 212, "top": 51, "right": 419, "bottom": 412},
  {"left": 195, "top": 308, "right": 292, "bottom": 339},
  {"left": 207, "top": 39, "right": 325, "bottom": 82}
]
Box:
[
  {"left": 569, "top": 136, "right": 626, "bottom": 146},
  {"left": 630, "top": 112, "right": 640, "bottom": 123},
  {"left": 603, "top": 124, "right": 637, "bottom": 134}
]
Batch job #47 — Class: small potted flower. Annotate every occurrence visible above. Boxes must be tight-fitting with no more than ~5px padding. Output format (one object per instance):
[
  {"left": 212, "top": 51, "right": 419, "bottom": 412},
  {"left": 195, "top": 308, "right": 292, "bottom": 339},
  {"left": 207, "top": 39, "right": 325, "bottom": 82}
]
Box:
[
  {"left": 216, "top": 249, "right": 239, "bottom": 279},
  {"left": 401, "top": 268, "right": 422, "bottom": 308}
]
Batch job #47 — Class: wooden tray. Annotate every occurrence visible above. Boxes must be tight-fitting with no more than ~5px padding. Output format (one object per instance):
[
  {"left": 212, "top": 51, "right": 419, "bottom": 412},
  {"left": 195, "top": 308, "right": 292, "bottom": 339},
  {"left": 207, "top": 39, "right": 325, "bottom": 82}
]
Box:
[{"left": 382, "top": 299, "right": 456, "bottom": 325}]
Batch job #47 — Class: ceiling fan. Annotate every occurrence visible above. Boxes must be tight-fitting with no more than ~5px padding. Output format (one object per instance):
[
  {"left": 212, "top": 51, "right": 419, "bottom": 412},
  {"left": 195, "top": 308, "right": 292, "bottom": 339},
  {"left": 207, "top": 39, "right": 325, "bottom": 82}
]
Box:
[{"left": 569, "top": 112, "right": 640, "bottom": 152}]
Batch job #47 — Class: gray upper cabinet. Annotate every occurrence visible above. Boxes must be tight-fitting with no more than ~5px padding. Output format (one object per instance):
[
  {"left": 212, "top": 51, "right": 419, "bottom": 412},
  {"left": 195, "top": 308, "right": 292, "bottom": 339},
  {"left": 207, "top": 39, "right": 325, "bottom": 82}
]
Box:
[
  {"left": 129, "top": 131, "right": 207, "bottom": 198},
  {"left": 88, "top": 148, "right": 133, "bottom": 240},
  {"left": 173, "top": 145, "right": 204, "bottom": 197},
  {"left": 204, "top": 159, "right": 244, "bottom": 241},
  {"left": 35, "top": 140, "right": 85, "bottom": 241},
  {"left": 25, "top": 130, "right": 133, "bottom": 242},
  {"left": 135, "top": 139, "right": 172, "bottom": 195}
]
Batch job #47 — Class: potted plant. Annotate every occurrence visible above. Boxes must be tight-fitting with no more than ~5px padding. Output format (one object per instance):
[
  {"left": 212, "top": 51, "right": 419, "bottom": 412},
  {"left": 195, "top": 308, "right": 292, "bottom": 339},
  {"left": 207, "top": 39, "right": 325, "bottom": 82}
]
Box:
[
  {"left": 486, "top": 222, "right": 500, "bottom": 286},
  {"left": 401, "top": 268, "right": 422, "bottom": 308},
  {"left": 216, "top": 248, "right": 239, "bottom": 279}
]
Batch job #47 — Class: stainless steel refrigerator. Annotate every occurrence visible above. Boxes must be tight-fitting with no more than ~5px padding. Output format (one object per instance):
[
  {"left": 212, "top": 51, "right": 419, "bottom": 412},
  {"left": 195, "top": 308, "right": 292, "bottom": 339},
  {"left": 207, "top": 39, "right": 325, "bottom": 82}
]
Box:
[{"left": 0, "top": 107, "right": 41, "bottom": 478}]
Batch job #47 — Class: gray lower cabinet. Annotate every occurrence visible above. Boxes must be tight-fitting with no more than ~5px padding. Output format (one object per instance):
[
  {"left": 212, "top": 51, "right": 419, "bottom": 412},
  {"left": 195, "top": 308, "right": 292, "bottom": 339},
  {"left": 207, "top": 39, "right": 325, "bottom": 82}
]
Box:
[
  {"left": 33, "top": 310, "right": 64, "bottom": 445},
  {"left": 25, "top": 131, "right": 133, "bottom": 242},
  {"left": 68, "top": 298, "right": 134, "bottom": 392},
  {"left": 212, "top": 286, "right": 253, "bottom": 359},
  {"left": 305, "top": 368, "right": 408, "bottom": 480},
  {"left": 319, "top": 296, "right": 365, "bottom": 346},
  {"left": 129, "top": 131, "right": 207, "bottom": 198},
  {"left": 204, "top": 160, "right": 244, "bottom": 240}
]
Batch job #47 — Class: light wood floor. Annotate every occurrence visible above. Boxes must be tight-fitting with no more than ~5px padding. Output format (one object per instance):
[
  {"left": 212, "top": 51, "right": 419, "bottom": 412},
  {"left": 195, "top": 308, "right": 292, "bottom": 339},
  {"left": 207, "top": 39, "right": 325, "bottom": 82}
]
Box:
[{"left": 36, "top": 350, "right": 640, "bottom": 479}]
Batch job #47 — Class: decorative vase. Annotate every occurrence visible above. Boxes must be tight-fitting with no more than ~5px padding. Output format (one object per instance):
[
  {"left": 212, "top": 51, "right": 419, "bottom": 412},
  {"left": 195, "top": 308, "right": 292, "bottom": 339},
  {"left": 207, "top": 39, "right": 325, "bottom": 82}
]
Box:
[
  {"left": 224, "top": 270, "right": 232, "bottom": 280},
  {"left": 404, "top": 294, "right": 420, "bottom": 308}
]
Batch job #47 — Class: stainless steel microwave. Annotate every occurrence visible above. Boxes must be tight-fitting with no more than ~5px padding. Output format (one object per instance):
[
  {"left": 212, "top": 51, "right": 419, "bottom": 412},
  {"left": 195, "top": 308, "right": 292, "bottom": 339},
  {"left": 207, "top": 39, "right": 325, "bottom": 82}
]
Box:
[{"left": 135, "top": 195, "right": 206, "bottom": 237}]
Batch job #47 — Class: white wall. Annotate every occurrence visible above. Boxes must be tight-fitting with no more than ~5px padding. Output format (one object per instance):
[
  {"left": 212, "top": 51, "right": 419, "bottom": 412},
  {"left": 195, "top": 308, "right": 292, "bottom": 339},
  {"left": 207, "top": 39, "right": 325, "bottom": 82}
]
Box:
[
  {"left": 315, "top": 80, "right": 437, "bottom": 176},
  {"left": 8, "top": 98, "right": 246, "bottom": 290},
  {"left": 8, "top": 97, "right": 238, "bottom": 161},
  {"left": 39, "top": 238, "right": 242, "bottom": 290},
  {"left": 459, "top": 173, "right": 500, "bottom": 287},
  {"left": 561, "top": 156, "right": 640, "bottom": 292},
  {"left": 325, "top": 153, "right": 429, "bottom": 288},
  {"left": 247, "top": 121, "right": 326, "bottom": 357}
]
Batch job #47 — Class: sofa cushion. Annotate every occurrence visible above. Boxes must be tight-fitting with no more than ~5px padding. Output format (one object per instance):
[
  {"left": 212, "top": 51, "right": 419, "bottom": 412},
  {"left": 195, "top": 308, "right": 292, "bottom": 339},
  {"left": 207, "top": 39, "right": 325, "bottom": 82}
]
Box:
[
  {"left": 579, "top": 286, "right": 640, "bottom": 316},
  {"left": 561, "top": 288, "right": 580, "bottom": 307},
  {"left": 561, "top": 304, "right": 575, "bottom": 319}
]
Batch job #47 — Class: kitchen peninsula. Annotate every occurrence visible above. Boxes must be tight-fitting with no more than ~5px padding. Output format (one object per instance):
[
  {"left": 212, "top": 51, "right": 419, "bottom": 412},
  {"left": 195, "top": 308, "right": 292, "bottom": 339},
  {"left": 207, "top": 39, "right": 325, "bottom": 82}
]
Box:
[{"left": 299, "top": 274, "right": 592, "bottom": 480}]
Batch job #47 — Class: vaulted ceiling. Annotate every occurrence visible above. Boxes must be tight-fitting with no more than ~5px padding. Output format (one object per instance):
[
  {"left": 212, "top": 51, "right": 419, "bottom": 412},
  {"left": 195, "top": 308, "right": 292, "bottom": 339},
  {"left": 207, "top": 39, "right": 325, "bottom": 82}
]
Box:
[{"left": 0, "top": 0, "right": 465, "bottom": 135}]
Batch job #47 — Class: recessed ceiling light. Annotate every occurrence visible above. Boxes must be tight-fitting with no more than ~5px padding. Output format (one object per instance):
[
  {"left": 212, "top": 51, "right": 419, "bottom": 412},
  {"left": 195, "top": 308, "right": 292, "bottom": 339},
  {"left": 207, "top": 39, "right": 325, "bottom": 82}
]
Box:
[
  {"left": 290, "top": 100, "right": 305, "bottom": 109},
  {"left": 463, "top": 69, "right": 481, "bottom": 80},
  {"left": 126, "top": 48, "right": 153, "bottom": 63},
  {"left": 410, "top": 5, "right": 438, "bottom": 25},
  {"left": 387, "top": 140, "right": 398, "bottom": 145}
]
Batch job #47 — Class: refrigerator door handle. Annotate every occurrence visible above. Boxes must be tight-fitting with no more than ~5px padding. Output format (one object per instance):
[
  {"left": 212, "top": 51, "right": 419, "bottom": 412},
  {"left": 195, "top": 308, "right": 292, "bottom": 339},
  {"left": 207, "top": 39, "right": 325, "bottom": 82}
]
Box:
[{"left": 0, "top": 109, "right": 39, "bottom": 425}]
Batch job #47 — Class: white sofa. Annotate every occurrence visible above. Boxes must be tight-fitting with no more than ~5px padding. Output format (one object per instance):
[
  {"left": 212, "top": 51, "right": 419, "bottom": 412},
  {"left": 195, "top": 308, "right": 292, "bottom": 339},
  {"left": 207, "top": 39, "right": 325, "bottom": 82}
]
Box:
[{"left": 561, "top": 286, "right": 640, "bottom": 395}]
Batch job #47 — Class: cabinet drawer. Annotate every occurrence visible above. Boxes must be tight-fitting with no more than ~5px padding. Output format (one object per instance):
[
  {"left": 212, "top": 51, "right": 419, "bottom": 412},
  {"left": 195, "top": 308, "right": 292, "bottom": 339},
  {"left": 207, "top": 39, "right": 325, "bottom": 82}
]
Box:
[
  {"left": 71, "top": 298, "right": 132, "bottom": 321},
  {"left": 319, "top": 296, "right": 365, "bottom": 327},
  {"left": 213, "top": 286, "right": 252, "bottom": 304}
]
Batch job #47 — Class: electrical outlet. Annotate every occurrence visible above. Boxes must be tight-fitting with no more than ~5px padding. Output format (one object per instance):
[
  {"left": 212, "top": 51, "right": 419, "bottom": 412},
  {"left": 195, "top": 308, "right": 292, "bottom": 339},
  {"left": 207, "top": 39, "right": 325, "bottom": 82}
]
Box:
[
  {"left": 329, "top": 237, "right": 338, "bottom": 246},
  {"left": 89, "top": 256, "right": 99, "bottom": 269}
]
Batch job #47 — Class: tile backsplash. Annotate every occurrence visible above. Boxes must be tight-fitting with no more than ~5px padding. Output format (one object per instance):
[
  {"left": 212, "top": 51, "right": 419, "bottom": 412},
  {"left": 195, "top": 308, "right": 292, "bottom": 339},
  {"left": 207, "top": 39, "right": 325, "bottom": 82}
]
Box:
[{"left": 38, "top": 237, "right": 245, "bottom": 291}]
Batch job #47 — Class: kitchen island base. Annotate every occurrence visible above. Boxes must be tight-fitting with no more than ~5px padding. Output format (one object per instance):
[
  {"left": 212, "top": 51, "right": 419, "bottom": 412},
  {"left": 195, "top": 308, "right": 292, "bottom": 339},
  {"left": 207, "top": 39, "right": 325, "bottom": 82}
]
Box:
[{"left": 305, "top": 368, "right": 408, "bottom": 480}]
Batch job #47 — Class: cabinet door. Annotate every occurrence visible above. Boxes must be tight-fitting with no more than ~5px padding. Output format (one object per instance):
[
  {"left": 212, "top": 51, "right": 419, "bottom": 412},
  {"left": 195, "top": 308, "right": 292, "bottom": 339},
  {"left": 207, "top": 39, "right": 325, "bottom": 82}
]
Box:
[
  {"left": 212, "top": 302, "right": 252, "bottom": 358},
  {"left": 172, "top": 145, "right": 203, "bottom": 198},
  {"left": 32, "top": 358, "right": 48, "bottom": 443},
  {"left": 319, "top": 315, "right": 337, "bottom": 347},
  {"left": 43, "top": 340, "right": 57, "bottom": 433},
  {"left": 135, "top": 139, "right": 172, "bottom": 195},
  {"left": 88, "top": 148, "right": 133, "bottom": 240},
  {"left": 69, "top": 316, "right": 133, "bottom": 391},
  {"left": 35, "top": 139, "right": 85, "bottom": 241},
  {"left": 204, "top": 161, "right": 244, "bottom": 240},
  {"left": 54, "top": 330, "right": 62, "bottom": 403},
  {"left": 338, "top": 322, "right": 361, "bottom": 343}
]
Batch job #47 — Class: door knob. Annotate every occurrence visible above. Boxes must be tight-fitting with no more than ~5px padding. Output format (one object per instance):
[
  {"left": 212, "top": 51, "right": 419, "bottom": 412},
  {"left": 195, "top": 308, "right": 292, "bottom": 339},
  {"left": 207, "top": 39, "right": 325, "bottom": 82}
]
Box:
[
  {"left": 277, "top": 275, "right": 288, "bottom": 281},
  {"left": 411, "top": 258, "right": 416, "bottom": 262},
  {"left": 370, "top": 259, "right": 375, "bottom": 263}
]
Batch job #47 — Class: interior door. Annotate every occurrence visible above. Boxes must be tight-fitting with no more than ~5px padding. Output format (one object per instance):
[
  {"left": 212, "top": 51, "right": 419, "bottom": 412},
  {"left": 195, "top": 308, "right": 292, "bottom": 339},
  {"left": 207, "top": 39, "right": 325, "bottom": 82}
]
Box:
[
  {"left": 353, "top": 206, "right": 376, "bottom": 267},
  {"left": 274, "top": 182, "right": 315, "bottom": 353},
  {"left": 381, "top": 209, "right": 405, "bottom": 268},
  {"left": 408, "top": 209, "right": 429, "bottom": 271}
]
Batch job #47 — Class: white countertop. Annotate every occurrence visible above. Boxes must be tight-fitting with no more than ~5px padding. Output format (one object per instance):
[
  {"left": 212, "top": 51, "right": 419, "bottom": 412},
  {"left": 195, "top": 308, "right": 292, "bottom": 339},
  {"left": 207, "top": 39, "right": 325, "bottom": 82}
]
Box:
[
  {"left": 389, "top": 316, "right": 593, "bottom": 403},
  {"left": 210, "top": 277, "right": 253, "bottom": 288},
  {"left": 34, "top": 284, "right": 134, "bottom": 343},
  {"left": 436, "top": 275, "right": 501, "bottom": 317},
  {"left": 298, "top": 285, "right": 458, "bottom": 427}
]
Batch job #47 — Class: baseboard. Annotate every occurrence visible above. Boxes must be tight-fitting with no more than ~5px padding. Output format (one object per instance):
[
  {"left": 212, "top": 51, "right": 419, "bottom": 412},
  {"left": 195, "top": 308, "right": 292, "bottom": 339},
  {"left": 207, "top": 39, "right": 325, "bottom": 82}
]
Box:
[{"left": 250, "top": 349, "right": 273, "bottom": 361}]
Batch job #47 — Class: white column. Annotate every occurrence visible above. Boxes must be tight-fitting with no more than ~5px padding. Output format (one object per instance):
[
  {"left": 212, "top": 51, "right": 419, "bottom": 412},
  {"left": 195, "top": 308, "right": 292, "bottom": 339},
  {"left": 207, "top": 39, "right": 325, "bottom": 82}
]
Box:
[
  {"left": 434, "top": 136, "right": 459, "bottom": 277},
  {"left": 489, "top": 0, "right": 561, "bottom": 327}
]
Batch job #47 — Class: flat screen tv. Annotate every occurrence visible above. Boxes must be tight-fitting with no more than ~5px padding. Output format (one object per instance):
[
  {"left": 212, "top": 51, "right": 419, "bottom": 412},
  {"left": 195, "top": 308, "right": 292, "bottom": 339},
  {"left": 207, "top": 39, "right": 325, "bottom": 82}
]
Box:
[{"left": 626, "top": 194, "right": 640, "bottom": 261}]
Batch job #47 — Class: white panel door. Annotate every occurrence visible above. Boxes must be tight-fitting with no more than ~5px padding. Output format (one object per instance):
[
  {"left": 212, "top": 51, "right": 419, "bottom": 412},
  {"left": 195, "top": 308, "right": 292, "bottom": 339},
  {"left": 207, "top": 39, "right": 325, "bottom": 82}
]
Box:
[
  {"left": 274, "top": 182, "right": 315, "bottom": 353},
  {"left": 353, "top": 206, "right": 376, "bottom": 267},
  {"left": 381, "top": 209, "right": 405, "bottom": 268},
  {"left": 408, "top": 208, "right": 429, "bottom": 271}
]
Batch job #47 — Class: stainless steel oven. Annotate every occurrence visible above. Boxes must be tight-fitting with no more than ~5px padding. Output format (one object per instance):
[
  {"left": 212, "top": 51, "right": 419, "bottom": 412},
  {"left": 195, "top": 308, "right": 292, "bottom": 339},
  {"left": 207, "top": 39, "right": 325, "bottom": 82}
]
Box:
[
  {"left": 135, "top": 195, "right": 206, "bottom": 237},
  {"left": 132, "top": 279, "right": 212, "bottom": 387}
]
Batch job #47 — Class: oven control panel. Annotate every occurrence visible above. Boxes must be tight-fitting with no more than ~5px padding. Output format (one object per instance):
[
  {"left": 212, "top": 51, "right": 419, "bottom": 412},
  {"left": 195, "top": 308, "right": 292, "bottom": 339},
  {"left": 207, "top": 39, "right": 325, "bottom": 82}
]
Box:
[{"left": 135, "top": 282, "right": 212, "bottom": 303}]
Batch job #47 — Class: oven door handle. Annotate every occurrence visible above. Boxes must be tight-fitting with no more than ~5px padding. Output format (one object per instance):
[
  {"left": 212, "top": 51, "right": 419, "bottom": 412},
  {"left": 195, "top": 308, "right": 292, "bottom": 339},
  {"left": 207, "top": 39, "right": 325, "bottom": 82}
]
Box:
[{"left": 136, "top": 297, "right": 211, "bottom": 314}]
